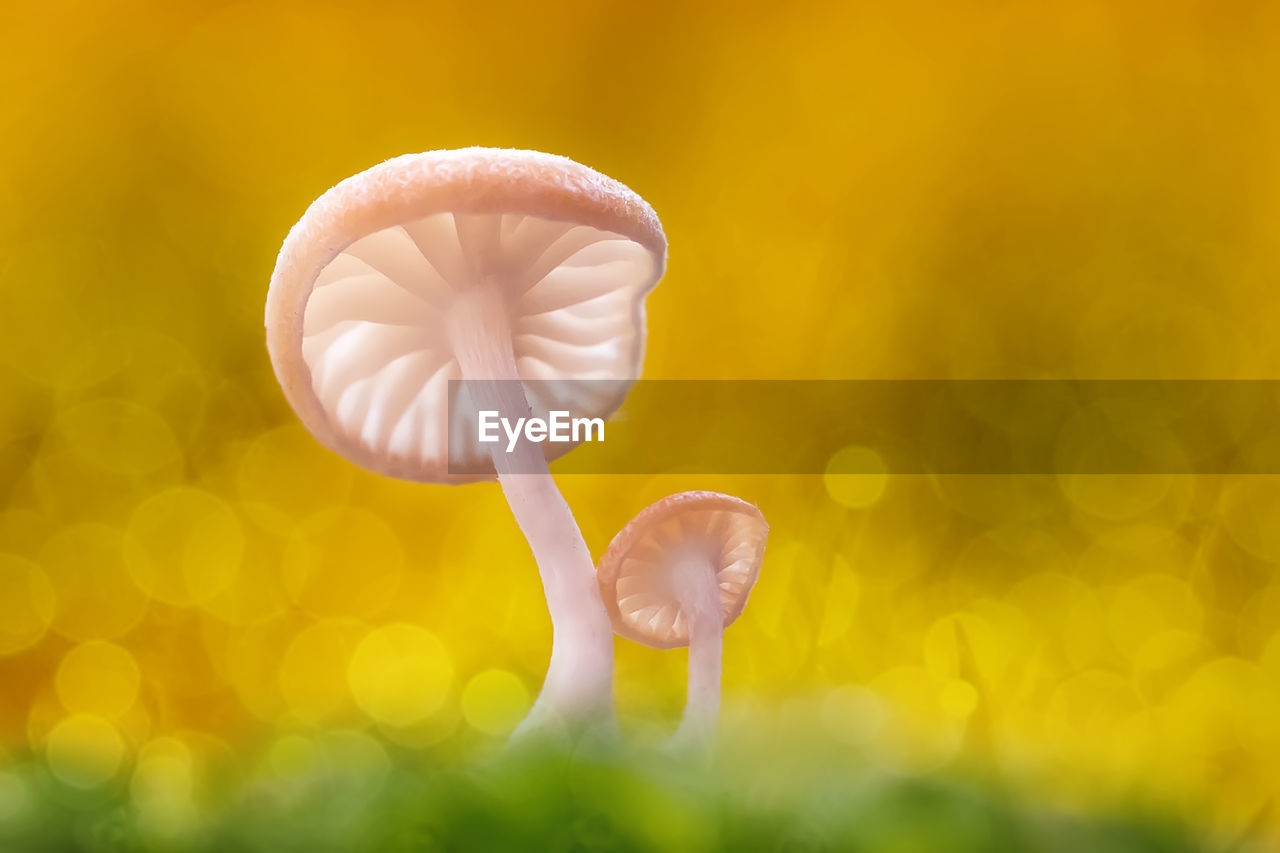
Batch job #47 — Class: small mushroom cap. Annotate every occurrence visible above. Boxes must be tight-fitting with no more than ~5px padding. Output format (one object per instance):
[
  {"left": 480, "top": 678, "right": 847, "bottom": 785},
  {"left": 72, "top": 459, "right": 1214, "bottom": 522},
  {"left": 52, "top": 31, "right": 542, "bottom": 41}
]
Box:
[
  {"left": 596, "top": 491, "right": 769, "bottom": 650},
  {"left": 266, "top": 148, "right": 666, "bottom": 483}
]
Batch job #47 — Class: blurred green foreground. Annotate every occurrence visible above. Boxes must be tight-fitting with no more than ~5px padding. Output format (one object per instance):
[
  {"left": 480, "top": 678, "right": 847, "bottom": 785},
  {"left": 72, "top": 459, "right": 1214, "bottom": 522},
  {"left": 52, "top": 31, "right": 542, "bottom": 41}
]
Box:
[{"left": 0, "top": 731, "right": 1225, "bottom": 853}]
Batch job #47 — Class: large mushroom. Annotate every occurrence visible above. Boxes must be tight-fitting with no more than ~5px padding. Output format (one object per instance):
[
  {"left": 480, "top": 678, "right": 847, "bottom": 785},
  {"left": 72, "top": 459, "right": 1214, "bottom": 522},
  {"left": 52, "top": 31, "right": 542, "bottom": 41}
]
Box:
[
  {"left": 596, "top": 491, "right": 768, "bottom": 747},
  {"left": 265, "top": 148, "right": 666, "bottom": 736}
]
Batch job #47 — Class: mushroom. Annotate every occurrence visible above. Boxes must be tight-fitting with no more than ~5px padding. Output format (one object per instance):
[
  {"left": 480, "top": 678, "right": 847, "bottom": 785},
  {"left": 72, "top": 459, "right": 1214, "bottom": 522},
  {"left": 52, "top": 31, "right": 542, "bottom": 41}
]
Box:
[
  {"left": 265, "top": 148, "right": 666, "bottom": 736},
  {"left": 596, "top": 491, "right": 768, "bottom": 748}
]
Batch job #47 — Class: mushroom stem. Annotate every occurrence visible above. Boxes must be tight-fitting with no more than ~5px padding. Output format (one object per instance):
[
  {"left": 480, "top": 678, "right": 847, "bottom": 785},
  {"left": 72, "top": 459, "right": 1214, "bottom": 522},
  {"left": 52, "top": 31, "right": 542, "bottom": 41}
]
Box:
[
  {"left": 670, "top": 559, "right": 724, "bottom": 748},
  {"left": 451, "top": 285, "right": 615, "bottom": 736}
]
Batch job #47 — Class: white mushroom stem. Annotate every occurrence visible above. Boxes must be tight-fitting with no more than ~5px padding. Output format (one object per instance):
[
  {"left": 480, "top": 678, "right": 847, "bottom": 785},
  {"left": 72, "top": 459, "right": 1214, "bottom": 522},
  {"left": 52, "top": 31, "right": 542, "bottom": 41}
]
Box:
[
  {"left": 668, "top": 556, "right": 724, "bottom": 747},
  {"left": 450, "top": 284, "right": 615, "bottom": 735}
]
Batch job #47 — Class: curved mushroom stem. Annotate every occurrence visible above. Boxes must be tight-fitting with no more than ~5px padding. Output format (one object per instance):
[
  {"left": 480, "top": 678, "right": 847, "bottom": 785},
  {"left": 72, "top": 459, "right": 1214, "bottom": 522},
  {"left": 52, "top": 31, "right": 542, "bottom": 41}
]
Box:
[
  {"left": 451, "top": 285, "right": 615, "bottom": 739},
  {"left": 669, "top": 558, "right": 724, "bottom": 750}
]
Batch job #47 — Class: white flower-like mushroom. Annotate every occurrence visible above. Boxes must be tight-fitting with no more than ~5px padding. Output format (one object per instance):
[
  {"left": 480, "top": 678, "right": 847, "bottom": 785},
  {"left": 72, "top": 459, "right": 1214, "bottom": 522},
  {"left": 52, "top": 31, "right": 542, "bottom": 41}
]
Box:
[
  {"left": 265, "top": 148, "right": 666, "bottom": 736},
  {"left": 596, "top": 491, "right": 768, "bottom": 748}
]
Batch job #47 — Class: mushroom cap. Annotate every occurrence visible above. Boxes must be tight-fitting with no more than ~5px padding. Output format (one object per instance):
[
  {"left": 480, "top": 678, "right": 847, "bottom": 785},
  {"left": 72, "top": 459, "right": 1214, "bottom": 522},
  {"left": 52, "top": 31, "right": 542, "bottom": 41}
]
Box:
[
  {"left": 266, "top": 147, "right": 666, "bottom": 483},
  {"left": 596, "top": 491, "right": 769, "bottom": 649}
]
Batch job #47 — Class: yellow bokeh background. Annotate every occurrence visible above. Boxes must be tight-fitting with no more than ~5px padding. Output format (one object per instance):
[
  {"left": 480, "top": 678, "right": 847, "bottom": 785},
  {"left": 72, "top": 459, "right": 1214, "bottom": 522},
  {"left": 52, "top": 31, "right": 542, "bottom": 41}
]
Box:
[{"left": 3, "top": 0, "right": 1280, "bottom": 840}]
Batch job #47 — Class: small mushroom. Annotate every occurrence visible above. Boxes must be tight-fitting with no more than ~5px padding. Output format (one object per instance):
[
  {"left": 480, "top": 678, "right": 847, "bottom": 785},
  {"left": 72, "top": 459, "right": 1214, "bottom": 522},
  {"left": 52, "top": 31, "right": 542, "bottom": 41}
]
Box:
[
  {"left": 266, "top": 148, "right": 666, "bottom": 736},
  {"left": 596, "top": 491, "right": 768, "bottom": 748}
]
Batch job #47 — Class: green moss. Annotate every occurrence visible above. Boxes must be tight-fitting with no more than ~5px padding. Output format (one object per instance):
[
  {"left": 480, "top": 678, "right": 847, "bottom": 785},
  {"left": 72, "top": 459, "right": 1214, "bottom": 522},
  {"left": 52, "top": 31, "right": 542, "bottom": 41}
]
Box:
[{"left": 0, "top": 743, "right": 1215, "bottom": 853}]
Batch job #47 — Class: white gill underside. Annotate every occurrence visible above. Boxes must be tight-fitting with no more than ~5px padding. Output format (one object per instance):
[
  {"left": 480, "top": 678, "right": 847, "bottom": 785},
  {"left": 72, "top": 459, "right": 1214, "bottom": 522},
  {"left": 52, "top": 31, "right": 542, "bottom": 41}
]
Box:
[
  {"left": 301, "top": 212, "right": 653, "bottom": 468},
  {"left": 616, "top": 509, "right": 767, "bottom": 643}
]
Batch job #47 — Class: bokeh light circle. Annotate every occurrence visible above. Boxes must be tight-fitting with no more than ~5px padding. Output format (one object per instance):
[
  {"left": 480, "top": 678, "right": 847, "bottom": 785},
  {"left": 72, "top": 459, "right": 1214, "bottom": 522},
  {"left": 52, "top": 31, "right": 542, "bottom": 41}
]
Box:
[
  {"left": 0, "top": 770, "right": 31, "bottom": 822},
  {"left": 45, "top": 714, "right": 125, "bottom": 789},
  {"left": 282, "top": 508, "right": 403, "bottom": 619},
  {"left": 198, "top": 524, "right": 292, "bottom": 627},
  {"left": 56, "top": 327, "right": 209, "bottom": 445},
  {"left": 40, "top": 524, "right": 148, "bottom": 641},
  {"left": 237, "top": 425, "right": 353, "bottom": 529},
  {"left": 0, "top": 508, "right": 56, "bottom": 558},
  {"left": 823, "top": 446, "right": 889, "bottom": 509},
  {"left": 278, "top": 618, "right": 368, "bottom": 726},
  {"left": 317, "top": 729, "right": 390, "bottom": 788},
  {"left": 938, "top": 679, "right": 979, "bottom": 719},
  {"left": 125, "top": 486, "right": 244, "bottom": 606},
  {"left": 1107, "top": 574, "right": 1202, "bottom": 663},
  {"left": 131, "top": 736, "right": 199, "bottom": 840},
  {"left": 267, "top": 734, "right": 318, "bottom": 781},
  {"left": 58, "top": 399, "right": 182, "bottom": 477},
  {"left": 1220, "top": 478, "right": 1280, "bottom": 564},
  {"left": 0, "top": 554, "right": 56, "bottom": 655},
  {"left": 55, "top": 640, "right": 141, "bottom": 720},
  {"left": 460, "top": 669, "right": 531, "bottom": 736},
  {"left": 819, "top": 685, "right": 886, "bottom": 746},
  {"left": 347, "top": 623, "right": 452, "bottom": 727}
]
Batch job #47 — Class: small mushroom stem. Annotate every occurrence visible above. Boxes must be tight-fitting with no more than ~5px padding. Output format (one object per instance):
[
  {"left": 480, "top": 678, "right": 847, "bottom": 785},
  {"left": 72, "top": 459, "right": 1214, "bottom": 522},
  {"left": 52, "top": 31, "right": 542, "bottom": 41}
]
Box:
[
  {"left": 451, "top": 284, "right": 615, "bottom": 737},
  {"left": 669, "top": 558, "right": 724, "bottom": 748}
]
